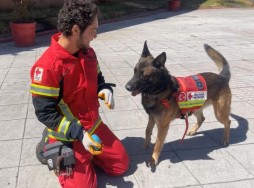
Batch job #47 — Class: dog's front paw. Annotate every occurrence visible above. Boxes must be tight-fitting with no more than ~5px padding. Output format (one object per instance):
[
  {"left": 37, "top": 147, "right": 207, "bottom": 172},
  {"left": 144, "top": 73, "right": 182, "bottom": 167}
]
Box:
[
  {"left": 146, "top": 158, "right": 157, "bottom": 172},
  {"left": 221, "top": 138, "right": 229, "bottom": 146}
]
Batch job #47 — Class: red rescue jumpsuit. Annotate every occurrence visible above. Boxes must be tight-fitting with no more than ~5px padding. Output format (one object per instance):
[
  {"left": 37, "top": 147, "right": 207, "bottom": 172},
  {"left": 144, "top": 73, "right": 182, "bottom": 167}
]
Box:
[{"left": 30, "top": 33, "right": 129, "bottom": 188}]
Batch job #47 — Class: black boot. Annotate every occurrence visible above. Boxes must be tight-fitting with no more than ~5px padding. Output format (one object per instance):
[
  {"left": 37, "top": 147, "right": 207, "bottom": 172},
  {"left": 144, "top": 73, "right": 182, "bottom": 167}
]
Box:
[{"left": 36, "top": 128, "right": 48, "bottom": 165}]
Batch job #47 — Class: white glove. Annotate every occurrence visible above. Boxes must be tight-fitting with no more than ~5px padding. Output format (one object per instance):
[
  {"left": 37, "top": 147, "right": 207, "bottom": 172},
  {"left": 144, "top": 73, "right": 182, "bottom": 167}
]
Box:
[
  {"left": 82, "top": 131, "right": 102, "bottom": 155},
  {"left": 98, "top": 89, "right": 114, "bottom": 109}
]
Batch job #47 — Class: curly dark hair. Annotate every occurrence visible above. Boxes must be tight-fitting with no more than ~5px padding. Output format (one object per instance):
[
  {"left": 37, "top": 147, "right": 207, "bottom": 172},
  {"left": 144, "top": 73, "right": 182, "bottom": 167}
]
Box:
[{"left": 57, "top": 0, "right": 98, "bottom": 36}]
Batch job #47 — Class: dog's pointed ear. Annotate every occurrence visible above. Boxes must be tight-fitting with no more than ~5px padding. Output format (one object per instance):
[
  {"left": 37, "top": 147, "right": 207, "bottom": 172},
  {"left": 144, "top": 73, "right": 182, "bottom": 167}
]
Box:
[
  {"left": 141, "top": 41, "right": 151, "bottom": 57},
  {"left": 153, "top": 52, "right": 166, "bottom": 68}
]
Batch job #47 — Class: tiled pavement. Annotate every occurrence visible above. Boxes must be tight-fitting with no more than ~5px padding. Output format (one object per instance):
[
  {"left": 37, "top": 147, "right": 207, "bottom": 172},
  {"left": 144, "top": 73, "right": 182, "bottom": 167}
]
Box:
[{"left": 0, "top": 8, "right": 254, "bottom": 188}]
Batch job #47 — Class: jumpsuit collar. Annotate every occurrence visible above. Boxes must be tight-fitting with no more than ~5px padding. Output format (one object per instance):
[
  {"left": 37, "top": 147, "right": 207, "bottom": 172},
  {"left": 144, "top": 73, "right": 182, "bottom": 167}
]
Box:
[{"left": 51, "top": 33, "right": 79, "bottom": 60}]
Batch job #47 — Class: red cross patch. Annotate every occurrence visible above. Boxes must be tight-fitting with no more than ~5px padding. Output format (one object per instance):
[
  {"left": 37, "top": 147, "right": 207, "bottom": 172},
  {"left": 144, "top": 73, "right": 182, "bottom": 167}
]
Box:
[
  {"left": 33, "top": 67, "right": 43, "bottom": 83},
  {"left": 178, "top": 92, "right": 186, "bottom": 102}
]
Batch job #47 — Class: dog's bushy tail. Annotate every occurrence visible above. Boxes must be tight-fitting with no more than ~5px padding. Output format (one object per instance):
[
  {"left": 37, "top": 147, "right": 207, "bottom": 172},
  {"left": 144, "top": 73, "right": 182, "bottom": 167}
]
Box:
[{"left": 204, "top": 44, "right": 231, "bottom": 82}]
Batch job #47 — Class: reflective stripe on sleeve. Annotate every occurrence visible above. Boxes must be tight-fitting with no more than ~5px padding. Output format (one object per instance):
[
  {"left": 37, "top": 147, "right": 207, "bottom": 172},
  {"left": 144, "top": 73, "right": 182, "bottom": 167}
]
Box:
[
  {"left": 47, "top": 98, "right": 102, "bottom": 141},
  {"left": 30, "top": 84, "right": 59, "bottom": 97},
  {"left": 47, "top": 116, "right": 102, "bottom": 142},
  {"left": 47, "top": 128, "right": 74, "bottom": 142},
  {"left": 58, "top": 117, "right": 71, "bottom": 135},
  {"left": 58, "top": 99, "right": 81, "bottom": 125}
]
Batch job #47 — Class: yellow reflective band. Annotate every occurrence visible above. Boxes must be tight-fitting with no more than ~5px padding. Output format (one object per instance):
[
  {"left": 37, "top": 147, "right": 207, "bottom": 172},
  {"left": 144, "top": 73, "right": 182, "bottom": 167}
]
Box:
[
  {"left": 30, "top": 84, "right": 59, "bottom": 97},
  {"left": 178, "top": 100, "right": 206, "bottom": 109},
  {"left": 88, "top": 116, "right": 102, "bottom": 135},
  {"left": 47, "top": 116, "right": 102, "bottom": 142},
  {"left": 47, "top": 128, "right": 74, "bottom": 142},
  {"left": 58, "top": 117, "right": 71, "bottom": 135},
  {"left": 48, "top": 134, "right": 73, "bottom": 142},
  {"left": 58, "top": 99, "right": 81, "bottom": 125},
  {"left": 44, "top": 136, "right": 48, "bottom": 143}
]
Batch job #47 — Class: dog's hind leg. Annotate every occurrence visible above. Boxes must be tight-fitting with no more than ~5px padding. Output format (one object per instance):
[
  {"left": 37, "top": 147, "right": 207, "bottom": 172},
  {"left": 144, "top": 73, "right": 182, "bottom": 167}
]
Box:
[
  {"left": 144, "top": 115, "right": 155, "bottom": 149},
  {"left": 213, "top": 90, "right": 231, "bottom": 145},
  {"left": 187, "top": 108, "right": 205, "bottom": 136}
]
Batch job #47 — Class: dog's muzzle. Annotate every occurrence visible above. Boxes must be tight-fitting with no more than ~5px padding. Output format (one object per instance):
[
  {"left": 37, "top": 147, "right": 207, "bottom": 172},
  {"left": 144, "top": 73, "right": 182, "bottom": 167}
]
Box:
[
  {"left": 125, "top": 83, "right": 140, "bottom": 96},
  {"left": 125, "top": 83, "right": 133, "bottom": 92}
]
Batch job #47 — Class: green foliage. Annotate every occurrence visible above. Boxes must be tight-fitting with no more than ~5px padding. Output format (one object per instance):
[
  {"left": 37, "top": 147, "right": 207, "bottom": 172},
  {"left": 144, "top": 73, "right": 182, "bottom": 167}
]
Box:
[
  {"left": 180, "top": 0, "right": 254, "bottom": 9},
  {"left": 0, "top": 21, "right": 10, "bottom": 37},
  {"left": 11, "top": 0, "right": 44, "bottom": 23},
  {"left": 0, "top": 0, "right": 253, "bottom": 39},
  {"left": 220, "top": 0, "right": 254, "bottom": 7},
  {"left": 98, "top": 0, "right": 168, "bottom": 21}
]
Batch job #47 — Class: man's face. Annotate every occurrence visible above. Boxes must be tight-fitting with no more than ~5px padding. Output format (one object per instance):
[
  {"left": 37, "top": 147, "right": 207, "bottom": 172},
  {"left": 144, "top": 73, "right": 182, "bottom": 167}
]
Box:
[{"left": 77, "top": 15, "right": 98, "bottom": 50}]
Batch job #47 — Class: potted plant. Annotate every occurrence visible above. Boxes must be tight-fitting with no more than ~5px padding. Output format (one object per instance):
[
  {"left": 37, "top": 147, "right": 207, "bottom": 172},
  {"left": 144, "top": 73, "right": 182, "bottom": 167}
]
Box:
[{"left": 9, "top": 0, "right": 43, "bottom": 47}]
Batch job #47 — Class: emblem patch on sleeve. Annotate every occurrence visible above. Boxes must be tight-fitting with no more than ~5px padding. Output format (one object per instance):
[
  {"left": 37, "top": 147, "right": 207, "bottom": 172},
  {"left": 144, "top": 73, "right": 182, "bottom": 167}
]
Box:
[{"left": 33, "top": 67, "right": 44, "bottom": 83}]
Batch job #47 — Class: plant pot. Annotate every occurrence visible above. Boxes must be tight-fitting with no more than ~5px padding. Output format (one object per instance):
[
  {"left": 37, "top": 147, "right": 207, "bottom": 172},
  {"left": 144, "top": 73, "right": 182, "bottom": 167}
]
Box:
[
  {"left": 9, "top": 22, "right": 36, "bottom": 47},
  {"left": 168, "top": 0, "right": 180, "bottom": 11}
]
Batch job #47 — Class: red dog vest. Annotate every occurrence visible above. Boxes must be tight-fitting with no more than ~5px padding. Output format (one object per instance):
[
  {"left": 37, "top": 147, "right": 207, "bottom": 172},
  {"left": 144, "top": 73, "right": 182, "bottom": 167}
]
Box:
[{"left": 176, "top": 75, "right": 207, "bottom": 115}]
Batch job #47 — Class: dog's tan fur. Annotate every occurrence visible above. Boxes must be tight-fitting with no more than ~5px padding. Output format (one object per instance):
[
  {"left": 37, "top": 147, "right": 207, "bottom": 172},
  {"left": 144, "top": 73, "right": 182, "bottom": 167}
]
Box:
[{"left": 125, "top": 42, "right": 231, "bottom": 168}]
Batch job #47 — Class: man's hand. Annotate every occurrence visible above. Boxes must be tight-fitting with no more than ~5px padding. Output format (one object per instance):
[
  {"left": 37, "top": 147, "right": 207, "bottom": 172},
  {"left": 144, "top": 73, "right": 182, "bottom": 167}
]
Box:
[
  {"left": 98, "top": 89, "right": 114, "bottom": 109},
  {"left": 82, "top": 131, "right": 102, "bottom": 155}
]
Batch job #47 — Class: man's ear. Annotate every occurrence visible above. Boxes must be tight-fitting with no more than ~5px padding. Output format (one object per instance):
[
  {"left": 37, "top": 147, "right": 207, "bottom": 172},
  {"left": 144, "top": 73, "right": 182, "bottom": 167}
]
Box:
[
  {"left": 152, "top": 52, "right": 166, "bottom": 68},
  {"left": 141, "top": 41, "right": 152, "bottom": 58},
  {"left": 72, "top": 25, "right": 80, "bottom": 35}
]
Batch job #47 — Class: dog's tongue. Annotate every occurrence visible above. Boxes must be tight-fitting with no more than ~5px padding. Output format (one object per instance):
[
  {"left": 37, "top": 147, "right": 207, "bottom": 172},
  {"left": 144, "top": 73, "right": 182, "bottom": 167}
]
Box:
[{"left": 131, "top": 90, "right": 139, "bottom": 96}]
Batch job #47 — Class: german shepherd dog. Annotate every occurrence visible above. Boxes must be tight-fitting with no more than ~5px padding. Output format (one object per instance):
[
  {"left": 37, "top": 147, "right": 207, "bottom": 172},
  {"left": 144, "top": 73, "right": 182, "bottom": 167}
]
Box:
[{"left": 125, "top": 41, "right": 231, "bottom": 168}]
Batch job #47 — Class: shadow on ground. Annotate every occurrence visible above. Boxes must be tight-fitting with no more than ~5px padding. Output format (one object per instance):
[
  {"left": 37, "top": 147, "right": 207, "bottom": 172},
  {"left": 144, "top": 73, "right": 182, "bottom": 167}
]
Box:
[
  {"left": 96, "top": 168, "right": 135, "bottom": 188},
  {"left": 119, "top": 113, "right": 248, "bottom": 175}
]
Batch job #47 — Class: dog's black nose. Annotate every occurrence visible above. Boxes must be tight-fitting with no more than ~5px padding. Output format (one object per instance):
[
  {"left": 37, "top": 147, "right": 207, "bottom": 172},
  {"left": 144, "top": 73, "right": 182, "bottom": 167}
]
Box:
[{"left": 125, "top": 83, "right": 132, "bottom": 91}]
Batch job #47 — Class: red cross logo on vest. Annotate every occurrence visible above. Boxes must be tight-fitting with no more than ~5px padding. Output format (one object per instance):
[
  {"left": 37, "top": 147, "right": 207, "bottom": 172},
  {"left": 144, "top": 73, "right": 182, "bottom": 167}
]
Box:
[
  {"left": 178, "top": 92, "right": 186, "bottom": 102},
  {"left": 187, "top": 92, "right": 193, "bottom": 100},
  {"left": 33, "top": 67, "right": 44, "bottom": 83}
]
